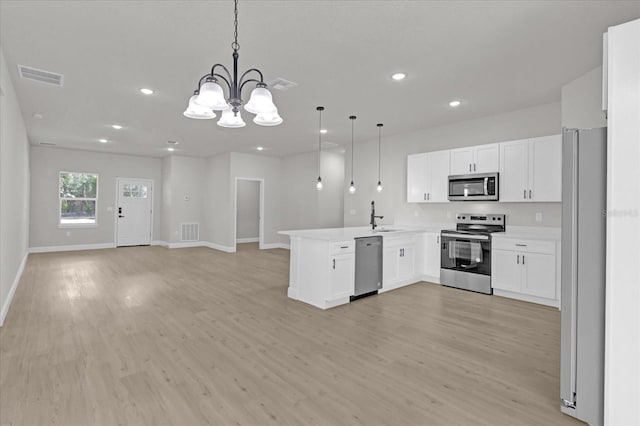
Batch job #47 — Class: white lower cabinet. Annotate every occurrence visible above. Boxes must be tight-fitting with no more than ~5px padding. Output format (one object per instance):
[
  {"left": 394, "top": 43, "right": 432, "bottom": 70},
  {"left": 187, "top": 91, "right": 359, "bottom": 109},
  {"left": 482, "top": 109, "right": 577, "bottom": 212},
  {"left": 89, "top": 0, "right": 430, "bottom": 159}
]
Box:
[
  {"left": 491, "top": 237, "right": 559, "bottom": 307},
  {"left": 382, "top": 236, "right": 416, "bottom": 292},
  {"left": 329, "top": 253, "right": 355, "bottom": 301},
  {"left": 423, "top": 232, "right": 441, "bottom": 281}
]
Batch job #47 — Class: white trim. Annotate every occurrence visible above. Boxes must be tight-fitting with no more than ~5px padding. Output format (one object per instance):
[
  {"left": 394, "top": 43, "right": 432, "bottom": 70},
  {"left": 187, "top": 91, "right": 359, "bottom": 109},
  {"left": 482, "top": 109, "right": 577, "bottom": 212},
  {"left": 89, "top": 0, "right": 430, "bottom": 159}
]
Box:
[
  {"left": 233, "top": 177, "right": 265, "bottom": 251},
  {"left": 115, "top": 177, "right": 154, "bottom": 247},
  {"left": 151, "top": 240, "right": 168, "bottom": 247},
  {"left": 29, "top": 242, "right": 116, "bottom": 253},
  {"left": 236, "top": 237, "right": 259, "bottom": 243},
  {"left": 202, "top": 242, "right": 236, "bottom": 253},
  {"left": 0, "top": 252, "right": 28, "bottom": 327},
  {"left": 261, "top": 243, "right": 290, "bottom": 250},
  {"left": 493, "top": 289, "right": 559, "bottom": 308}
]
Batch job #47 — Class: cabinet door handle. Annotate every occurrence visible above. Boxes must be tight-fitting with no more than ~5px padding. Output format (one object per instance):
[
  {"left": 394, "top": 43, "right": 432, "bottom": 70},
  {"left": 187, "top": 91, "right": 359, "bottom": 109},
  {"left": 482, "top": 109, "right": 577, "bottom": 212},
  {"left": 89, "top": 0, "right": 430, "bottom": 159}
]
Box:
[
  {"left": 474, "top": 163, "right": 477, "bottom": 172},
  {"left": 469, "top": 164, "right": 472, "bottom": 172},
  {"left": 529, "top": 189, "right": 532, "bottom": 199},
  {"left": 424, "top": 193, "right": 427, "bottom": 201},
  {"left": 515, "top": 244, "right": 527, "bottom": 247},
  {"left": 427, "top": 193, "right": 430, "bottom": 201},
  {"left": 522, "top": 255, "right": 525, "bottom": 265},
  {"left": 523, "top": 190, "right": 526, "bottom": 199},
  {"left": 340, "top": 246, "right": 349, "bottom": 249},
  {"left": 333, "top": 259, "right": 335, "bottom": 269},
  {"left": 517, "top": 254, "right": 520, "bottom": 264}
]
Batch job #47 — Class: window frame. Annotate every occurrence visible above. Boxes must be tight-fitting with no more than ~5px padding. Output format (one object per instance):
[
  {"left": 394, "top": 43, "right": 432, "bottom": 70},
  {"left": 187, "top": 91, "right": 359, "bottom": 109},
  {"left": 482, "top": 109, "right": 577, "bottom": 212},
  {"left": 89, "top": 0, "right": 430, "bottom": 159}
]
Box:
[{"left": 58, "top": 171, "right": 99, "bottom": 228}]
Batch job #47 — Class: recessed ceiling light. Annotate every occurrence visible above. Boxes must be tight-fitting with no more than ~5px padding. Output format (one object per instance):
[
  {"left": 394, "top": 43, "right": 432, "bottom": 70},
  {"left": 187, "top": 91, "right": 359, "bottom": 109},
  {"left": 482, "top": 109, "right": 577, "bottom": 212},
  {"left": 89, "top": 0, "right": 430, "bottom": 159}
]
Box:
[
  {"left": 449, "top": 100, "right": 462, "bottom": 107},
  {"left": 112, "top": 124, "right": 123, "bottom": 129},
  {"left": 98, "top": 138, "right": 108, "bottom": 143},
  {"left": 256, "top": 146, "right": 264, "bottom": 151},
  {"left": 391, "top": 73, "right": 406, "bottom": 81},
  {"left": 140, "top": 88, "right": 154, "bottom": 95},
  {"left": 32, "top": 113, "right": 43, "bottom": 119},
  {"left": 320, "top": 129, "right": 328, "bottom": 134},
  {"left": 167, "top": 147, "right": 175, "bottom": 152}
]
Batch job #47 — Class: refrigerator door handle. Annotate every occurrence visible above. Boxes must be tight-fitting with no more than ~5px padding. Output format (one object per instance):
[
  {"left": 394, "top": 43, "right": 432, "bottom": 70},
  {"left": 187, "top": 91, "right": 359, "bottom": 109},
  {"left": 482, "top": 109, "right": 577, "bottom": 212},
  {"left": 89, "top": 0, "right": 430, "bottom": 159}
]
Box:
[{"left": 568, "top": 130, "right": 579, "bottom": 405}]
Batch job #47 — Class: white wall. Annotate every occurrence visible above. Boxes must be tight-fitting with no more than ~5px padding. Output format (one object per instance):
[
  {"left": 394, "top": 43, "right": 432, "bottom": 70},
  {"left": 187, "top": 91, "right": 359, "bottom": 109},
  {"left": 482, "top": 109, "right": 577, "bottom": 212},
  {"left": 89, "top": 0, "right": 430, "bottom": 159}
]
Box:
[
  {"left": 561, "top": 66, "right": 608, "bottom": 129},
  {"left": 204, "top": 152, "right": 230, "bottom": 248},
  {"left": 160, "top": 156, "right": 207, "bottom": 244},
  {"left": 29, "top": 147, "right": 162, "bottom": 248},
  {"left": 604, "top": 18, "right": 640, "bottom": 426},
  {"left": 236, "top": 180, "right": 259, "bottom": 240},
  {"left": 343, "top": 102, "right": 562, "bottom": 228},
  {"left": 282, "top": 150, "right": 345, "bottom": 235},
  {"left": 0, "top": 46, "right": 30, "bottom": 326}
]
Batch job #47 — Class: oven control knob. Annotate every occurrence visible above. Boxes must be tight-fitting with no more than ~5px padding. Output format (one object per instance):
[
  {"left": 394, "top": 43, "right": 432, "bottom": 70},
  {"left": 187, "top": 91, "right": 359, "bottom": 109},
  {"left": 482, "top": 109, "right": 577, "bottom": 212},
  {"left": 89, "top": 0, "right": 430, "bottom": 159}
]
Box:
[{"left": 492, "top": 217, "right": 496, "bottom": 221}]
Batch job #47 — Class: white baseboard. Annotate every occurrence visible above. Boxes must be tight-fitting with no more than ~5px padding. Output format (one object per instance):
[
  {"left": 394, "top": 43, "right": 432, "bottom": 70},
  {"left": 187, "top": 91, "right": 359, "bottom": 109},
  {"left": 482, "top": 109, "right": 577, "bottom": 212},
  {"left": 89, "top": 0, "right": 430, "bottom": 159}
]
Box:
[
  {"left": 152, "top": 240, "right": 168, "bottom": 247},
  {"left": 29, "top": 242, "right": 116, "bottom": 253},
  {"left": 237, "top": 237, "right": 259, "bottom": 243},
  {"left": 1, "top": 252, "right": 28, "bottom": 327},
  {"left": 261, "top": 243, "right": 290, "bottom": 250},
  {"left": 493, "top": 289, "right": 559, "bottom": 308},
  {"left": 167, "top": 241, "right": 204, "bottom": 249},
  {"left": 202, "top": 242, "right": 236, "bottom": 253}
]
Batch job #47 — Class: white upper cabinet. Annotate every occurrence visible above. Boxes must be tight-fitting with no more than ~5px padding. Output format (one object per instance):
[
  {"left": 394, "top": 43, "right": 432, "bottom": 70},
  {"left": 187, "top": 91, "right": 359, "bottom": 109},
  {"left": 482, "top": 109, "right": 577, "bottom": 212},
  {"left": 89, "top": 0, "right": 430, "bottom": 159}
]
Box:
[
  {"left": 500, "top": 135, "right": 561, "bottom": 202},
  {"left": 407, "top": 150, "right": 450, "bottom": 203},
  {"left": 529, "top": 135, "right": 562, "bottom": 202},
  {"left": 450, "top": 143, "right": 499, "bottom": 175},
  {"left": 407, "top": 153, "right": 428, "bottom": 202}
]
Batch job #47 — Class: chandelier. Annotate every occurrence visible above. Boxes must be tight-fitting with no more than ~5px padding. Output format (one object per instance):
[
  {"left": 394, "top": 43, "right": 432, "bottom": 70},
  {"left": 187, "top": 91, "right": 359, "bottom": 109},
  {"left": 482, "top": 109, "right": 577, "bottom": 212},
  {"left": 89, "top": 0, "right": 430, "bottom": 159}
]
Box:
[{"left": 183, "top": 0, "right": 282, "bottom": 128}]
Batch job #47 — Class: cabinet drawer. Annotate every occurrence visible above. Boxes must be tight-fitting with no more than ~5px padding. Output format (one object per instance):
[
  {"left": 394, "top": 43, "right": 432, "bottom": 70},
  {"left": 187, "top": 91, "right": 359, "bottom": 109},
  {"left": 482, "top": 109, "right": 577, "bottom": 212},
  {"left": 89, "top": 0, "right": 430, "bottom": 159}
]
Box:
[
  {"left": 330, "top": 240, "right": 355, "bottom": 254},
  {"left": 492, "top": 238, "right": 555, "bottom": 255}
]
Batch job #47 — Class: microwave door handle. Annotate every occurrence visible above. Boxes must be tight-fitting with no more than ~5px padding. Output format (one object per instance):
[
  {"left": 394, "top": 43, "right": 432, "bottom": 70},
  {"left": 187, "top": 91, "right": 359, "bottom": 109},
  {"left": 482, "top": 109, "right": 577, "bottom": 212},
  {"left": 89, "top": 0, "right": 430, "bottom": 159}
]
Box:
[{"left": 484, "top": 177, "right": 489, "bottom": 195}]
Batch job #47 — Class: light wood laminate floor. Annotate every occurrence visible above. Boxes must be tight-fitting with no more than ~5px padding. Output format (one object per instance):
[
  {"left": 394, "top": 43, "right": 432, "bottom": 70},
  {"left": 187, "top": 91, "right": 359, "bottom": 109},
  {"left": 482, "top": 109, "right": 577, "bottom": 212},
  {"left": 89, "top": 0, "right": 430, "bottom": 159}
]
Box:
[{"left": 0, "top": 243, "right": 583, "bottom": 426}]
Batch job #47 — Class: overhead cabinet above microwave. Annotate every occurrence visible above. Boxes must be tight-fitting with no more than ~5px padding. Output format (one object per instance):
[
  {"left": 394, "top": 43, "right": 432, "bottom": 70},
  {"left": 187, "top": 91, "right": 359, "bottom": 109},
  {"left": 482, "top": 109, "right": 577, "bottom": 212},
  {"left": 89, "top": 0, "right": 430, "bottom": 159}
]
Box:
[{"left": 449, "top": 143, "right": 500, "bottom": 175}]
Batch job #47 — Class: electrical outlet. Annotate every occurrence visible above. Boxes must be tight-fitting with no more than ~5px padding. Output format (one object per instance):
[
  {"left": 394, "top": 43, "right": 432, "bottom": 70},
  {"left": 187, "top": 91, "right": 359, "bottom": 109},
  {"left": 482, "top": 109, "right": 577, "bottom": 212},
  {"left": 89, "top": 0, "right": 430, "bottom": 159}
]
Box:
[
  {"left": 414, "top": 210, "right": 419, "bottom": 217},
  {"left": 66, "top": 231, "right": 71, "bottom": 237},
  {"left": 184, "top": 195, "right": 190, "bottom": 201},
  {"left": 349, "top": 209, "right": 356, "bottom": 216},
  {"left": 106, "top": 206, "right": 113, "bottom": 212},
  {"left": 535, "top": 212, "right": 543, "bottom": 222}
]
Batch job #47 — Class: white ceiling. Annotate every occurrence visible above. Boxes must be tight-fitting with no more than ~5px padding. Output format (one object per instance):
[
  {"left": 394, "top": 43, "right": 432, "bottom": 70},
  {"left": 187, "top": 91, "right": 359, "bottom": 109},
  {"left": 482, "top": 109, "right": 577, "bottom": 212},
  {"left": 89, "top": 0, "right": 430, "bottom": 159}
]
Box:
[{"left": 1, "top": 1, "right": 638, "bottom": 158}]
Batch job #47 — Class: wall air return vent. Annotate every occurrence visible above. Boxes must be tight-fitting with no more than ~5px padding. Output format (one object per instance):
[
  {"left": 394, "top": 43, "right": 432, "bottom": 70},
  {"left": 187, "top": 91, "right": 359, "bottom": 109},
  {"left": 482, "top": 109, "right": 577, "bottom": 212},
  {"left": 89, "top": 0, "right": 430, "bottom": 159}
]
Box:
[
  {"left": 267, "top": 77, "right": 298, "bottom": 91},
  {"left": 181, "top": 223, "right": 200, "bottom": 242},
  {"left": 18, "top": 65, "right": 64, "bottom": 87}
]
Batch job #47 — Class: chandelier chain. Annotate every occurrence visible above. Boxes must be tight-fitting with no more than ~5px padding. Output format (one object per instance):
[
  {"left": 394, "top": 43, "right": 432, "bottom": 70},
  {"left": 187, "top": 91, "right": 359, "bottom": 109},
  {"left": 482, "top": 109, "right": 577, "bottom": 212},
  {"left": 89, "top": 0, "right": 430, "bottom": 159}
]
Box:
[{"left": 232, "top": 0, "right": 240, "bottom": 51}]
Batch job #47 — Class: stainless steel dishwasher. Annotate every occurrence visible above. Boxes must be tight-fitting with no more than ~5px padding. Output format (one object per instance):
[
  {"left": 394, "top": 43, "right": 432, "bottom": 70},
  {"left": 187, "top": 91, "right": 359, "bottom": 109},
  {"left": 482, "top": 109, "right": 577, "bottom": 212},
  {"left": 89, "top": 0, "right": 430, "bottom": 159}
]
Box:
[{"left": 352, "top": 236, "right": 383, "bottom": 300}]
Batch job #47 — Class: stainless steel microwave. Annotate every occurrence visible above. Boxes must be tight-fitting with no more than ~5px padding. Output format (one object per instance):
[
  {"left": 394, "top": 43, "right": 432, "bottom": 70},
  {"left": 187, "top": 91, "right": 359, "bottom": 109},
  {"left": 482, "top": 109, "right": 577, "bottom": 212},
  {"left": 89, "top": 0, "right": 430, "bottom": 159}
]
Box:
[{"left": 448, "top": 173, "right": 499, "bottom": 201}]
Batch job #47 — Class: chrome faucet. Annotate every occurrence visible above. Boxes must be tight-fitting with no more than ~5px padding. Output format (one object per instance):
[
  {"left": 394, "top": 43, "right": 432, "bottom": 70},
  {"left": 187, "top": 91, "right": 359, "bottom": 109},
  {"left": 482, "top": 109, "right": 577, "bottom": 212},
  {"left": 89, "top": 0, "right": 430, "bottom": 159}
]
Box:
[{"left": 370, "top": 201, "right": 384, "bottom": 230}]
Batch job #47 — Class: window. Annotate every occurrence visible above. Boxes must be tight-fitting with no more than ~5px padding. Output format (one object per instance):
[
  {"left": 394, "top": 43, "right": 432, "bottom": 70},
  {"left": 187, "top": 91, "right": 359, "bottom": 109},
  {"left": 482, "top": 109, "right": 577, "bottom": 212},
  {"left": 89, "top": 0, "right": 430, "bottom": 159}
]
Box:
[
  {"left": 59, "top": 172, "right": 98, "bottom": 226},
  {"left": 122, "top": 183, "right": 148, "bottom": 198}
]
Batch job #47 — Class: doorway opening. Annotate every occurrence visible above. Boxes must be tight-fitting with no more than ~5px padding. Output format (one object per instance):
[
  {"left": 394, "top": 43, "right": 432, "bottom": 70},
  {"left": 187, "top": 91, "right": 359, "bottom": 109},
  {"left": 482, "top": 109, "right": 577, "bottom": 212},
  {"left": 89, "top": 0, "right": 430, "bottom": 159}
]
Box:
[
  {"left": 234, "top": 178, "right": 264, "bottom": 251},
  {"left": 115, "top": 178, "right": 153, "bottom": 247}
]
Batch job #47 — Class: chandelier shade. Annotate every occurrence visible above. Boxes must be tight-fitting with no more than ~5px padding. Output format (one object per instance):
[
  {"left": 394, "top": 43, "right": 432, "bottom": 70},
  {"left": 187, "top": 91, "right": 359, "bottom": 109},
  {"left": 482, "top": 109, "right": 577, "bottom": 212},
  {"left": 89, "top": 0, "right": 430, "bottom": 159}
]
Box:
[
  {"left": 184, "top": 0, "right": 282, "bottom": 128},
  {"left": 183, "top": 95, "right": 217, "bottom": 119},
  {"left": 253, "top": 109, "right": 283, "bottom": 126},
  {"left": 217, "top": 108, "right": 246, "bottom": 128}
]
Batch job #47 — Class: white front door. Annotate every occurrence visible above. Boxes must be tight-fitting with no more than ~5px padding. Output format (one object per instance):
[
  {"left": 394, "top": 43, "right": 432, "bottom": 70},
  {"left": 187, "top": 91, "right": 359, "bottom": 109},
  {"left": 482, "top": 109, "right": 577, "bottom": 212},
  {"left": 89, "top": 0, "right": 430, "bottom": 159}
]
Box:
[{"left": 116, "top": 178, "right": 152, "bottom": 247}]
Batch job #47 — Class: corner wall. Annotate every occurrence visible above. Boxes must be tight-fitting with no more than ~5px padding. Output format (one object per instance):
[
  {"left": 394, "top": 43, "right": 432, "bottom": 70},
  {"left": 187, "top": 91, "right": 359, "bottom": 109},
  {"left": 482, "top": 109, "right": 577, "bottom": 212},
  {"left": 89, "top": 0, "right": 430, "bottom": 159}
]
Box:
[{"left": 0, "top": 46, "right": 30, "bottom": 325}]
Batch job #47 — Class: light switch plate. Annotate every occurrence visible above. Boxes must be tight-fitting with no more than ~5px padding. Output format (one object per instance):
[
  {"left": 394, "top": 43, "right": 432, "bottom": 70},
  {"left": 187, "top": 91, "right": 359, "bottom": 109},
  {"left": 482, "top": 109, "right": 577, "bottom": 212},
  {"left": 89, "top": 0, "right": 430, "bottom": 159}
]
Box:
[{"left": 535, "top": 212, "right": 543, "bottom": 222}]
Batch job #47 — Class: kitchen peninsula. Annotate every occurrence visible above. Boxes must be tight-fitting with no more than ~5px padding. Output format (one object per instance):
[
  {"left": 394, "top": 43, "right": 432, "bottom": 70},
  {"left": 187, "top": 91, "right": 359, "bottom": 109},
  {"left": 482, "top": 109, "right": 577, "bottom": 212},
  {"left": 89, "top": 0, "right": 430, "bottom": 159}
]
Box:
[{"left": 279, "top": 226, "right": 440, "bottom": 309}]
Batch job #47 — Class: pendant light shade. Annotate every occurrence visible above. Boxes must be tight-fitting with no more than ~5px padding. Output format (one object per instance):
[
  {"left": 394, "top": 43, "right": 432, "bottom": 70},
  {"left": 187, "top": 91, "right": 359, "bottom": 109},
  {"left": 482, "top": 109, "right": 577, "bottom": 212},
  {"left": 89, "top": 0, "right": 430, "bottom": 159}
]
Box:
[
  {"left": 245, "top": 86, "right": 277, "bottom": 114},
  {"left": 376, "top": 123, "right": 383, "bottom": 192},
  {"left": 183, "top": 95, "right": 216, "bottom": 119},
  {"left": 348, "top": 115, "right": 357, "bottom": 195},
  {"left": 253, "top": 109, "right": 283, "bottom": 126},
  {"left": 195, "top": 80, "right": 228, "bottom": 110},
  {"left": 217, "top": 108, "right": 246, "bottom": 128},
  {"left": 316, "top": 106, "right": 325, "bottom": 191}
]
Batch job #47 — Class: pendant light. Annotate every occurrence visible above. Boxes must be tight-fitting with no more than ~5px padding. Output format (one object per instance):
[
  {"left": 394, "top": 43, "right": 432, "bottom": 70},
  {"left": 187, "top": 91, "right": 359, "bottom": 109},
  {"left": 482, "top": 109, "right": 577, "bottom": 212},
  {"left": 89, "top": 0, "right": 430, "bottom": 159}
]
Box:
[
  {"left": 376, "top": 123, "right": 383, "bottom": 192},
  {"left": 184, "top": 0, "right": 282, "bottom": 128},
  {"left": 316, "top": 106, "right": 324, "bottom": 190},
  {"left": 348, "top": 115, "right": 357, "bottom": 194}
]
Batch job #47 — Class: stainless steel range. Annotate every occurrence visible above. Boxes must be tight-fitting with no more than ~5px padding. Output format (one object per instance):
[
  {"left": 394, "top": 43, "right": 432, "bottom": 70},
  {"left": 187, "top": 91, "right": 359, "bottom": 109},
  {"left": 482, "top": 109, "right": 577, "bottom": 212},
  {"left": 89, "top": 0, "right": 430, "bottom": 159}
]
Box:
[{"left": 440, "top": 214, "right": 505, "bottom": 294}]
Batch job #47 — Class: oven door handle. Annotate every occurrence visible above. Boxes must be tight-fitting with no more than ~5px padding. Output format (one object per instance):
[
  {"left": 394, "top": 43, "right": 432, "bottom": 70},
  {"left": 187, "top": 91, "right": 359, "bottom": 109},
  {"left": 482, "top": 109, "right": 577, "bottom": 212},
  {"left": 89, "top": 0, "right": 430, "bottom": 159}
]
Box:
[{"left": 441, "top": 232, "right": 489, "bottom": 241}]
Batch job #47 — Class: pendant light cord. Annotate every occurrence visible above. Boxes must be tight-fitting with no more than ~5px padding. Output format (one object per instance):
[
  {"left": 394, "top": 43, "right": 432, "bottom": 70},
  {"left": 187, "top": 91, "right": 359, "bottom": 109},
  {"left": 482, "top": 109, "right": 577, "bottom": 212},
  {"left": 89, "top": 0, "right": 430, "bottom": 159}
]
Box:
[
  {"left": 350, "top": 116, "right": 356, "bottom": 182},
  {"left": 377, "top": 123, "right": 383, "bottom": 182},
  {"left": 318, "top": 107, "right": 323, "bottom": 176},
  {"left": 232, "top": 0, "right": 240, "bottom": 51}
]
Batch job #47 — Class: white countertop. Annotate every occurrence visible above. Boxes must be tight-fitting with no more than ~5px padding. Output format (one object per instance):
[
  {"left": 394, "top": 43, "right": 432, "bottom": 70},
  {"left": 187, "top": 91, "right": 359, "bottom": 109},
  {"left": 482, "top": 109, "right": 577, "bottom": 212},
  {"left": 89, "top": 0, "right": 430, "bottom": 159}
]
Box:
[
  {"left": 496, "top": 226, "right": 561, "bottom": 241},
  {"left": 279, "top": 226, "right": 428, "bottom": 242}
]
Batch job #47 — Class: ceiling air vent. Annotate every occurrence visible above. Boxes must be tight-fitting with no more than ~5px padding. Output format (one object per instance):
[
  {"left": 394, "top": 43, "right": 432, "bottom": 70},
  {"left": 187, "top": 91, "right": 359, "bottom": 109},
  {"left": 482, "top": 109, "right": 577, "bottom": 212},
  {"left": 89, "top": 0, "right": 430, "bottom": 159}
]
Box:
[
  {"left": 268, "top": 77, "right": 297, "bottom": 91},
  {"left": 18, "top": 65, "right": 64, "bottom": 87}
]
